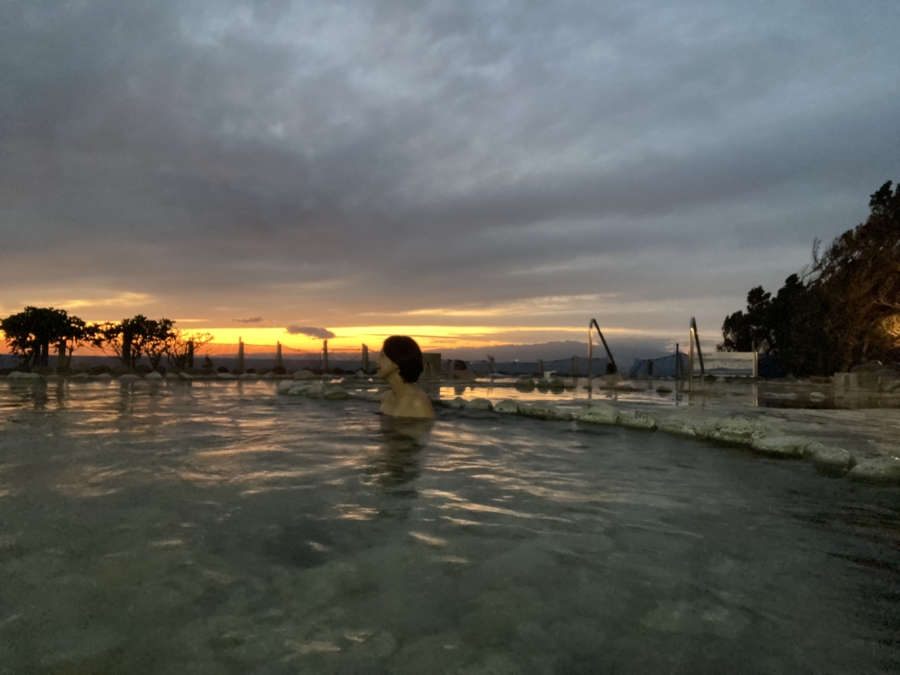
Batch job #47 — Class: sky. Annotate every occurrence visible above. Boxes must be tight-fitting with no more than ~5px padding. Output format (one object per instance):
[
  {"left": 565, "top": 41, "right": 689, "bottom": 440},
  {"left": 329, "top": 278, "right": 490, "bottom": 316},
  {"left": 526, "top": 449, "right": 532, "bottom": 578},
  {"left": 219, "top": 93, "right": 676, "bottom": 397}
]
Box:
[{"left": 1, "top": 0, "right": 898, "bottom": 357}]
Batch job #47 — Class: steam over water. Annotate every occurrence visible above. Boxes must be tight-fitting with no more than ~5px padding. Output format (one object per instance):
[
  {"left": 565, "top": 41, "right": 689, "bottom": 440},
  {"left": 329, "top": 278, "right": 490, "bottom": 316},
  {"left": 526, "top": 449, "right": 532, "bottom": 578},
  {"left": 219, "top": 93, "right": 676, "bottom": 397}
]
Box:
[{"left": 0, "top": 380, "right": 898, "bottom": 674}]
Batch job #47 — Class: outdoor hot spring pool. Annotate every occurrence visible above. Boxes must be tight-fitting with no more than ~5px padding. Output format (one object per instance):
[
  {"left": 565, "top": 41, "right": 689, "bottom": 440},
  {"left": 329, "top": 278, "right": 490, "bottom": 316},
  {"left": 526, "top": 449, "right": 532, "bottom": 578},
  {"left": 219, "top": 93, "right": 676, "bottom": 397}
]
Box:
[{"left": 0, "top": 380, "right": 898, "bottom": 674}]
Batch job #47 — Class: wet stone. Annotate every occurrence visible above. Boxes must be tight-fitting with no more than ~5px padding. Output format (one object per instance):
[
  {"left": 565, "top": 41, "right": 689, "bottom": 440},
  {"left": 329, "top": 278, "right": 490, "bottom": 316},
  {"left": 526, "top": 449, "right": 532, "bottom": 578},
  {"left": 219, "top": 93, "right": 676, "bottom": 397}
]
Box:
[
  {"left": 463, "top": 398, "right": 493, "bottom": 411},
  {"left": 659, "top": 418, "right": 706, "bottom": 438},
  {"left": 519, "top": 403, "right": 570, "bottom": 421},
  {"left": 806, "top": 442, "right": 855, "bottom": 474},
  {"left": 620, "top": 410, "right": 658, "bottom": 430},
  {"left": 709, "top": 414, "right": 770, "bottom": 445},
  {"left": 493, "top": 399, "right": 519, "bottom": 415},
  {"left": 577, "top": 403, "right": 620, "bottom": 425},
  {"left": 750, "top": 436, "right": 809, "bottom": 458},
  {"left": 848, "top": 456, "right": 900, "bottom": 484}
]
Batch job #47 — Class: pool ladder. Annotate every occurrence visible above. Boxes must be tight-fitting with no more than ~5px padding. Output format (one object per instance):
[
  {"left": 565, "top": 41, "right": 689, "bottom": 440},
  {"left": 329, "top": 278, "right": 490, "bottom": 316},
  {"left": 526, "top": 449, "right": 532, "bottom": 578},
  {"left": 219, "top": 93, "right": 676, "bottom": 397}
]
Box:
[{"left": 587, "top": 319, "right": 618, "bottom": 390}]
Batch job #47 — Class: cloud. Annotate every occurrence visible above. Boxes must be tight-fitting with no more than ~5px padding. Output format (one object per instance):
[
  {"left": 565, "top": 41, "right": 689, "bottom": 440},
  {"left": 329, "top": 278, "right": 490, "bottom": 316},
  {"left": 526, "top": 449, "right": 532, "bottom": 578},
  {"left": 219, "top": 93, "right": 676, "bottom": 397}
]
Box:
[
  {"left": 286, "top": 325, "right": 336, "bottom": 339},
  {"left": 232, "top": 316, "right": 264, "bottom": 323},
  {"left": 0, "top": 0, "right": 897, "bottom": 343}
]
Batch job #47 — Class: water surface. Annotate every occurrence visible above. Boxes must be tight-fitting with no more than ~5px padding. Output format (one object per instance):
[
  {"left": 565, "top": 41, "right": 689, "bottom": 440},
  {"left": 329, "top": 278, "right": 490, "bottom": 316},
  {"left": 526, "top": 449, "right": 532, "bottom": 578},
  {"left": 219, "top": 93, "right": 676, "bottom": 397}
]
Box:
[{"left": 0, "top": 380, "right": 897, "bottom": 674}]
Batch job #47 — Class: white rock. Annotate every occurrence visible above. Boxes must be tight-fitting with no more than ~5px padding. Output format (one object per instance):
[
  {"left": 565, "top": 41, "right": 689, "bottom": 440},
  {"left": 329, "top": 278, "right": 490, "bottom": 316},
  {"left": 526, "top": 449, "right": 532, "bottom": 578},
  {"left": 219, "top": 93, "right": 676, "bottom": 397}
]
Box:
[
  {"left": 519, "top": 402, "right": 571, "bottom": 421},
  {"left": 261, "top": 372, "right": 275, "bottom": 379},
  {"left": 493, "top": 399, "right": 519, "bottom": 414},
  {"left": 277, "top": 380, "right": 297, "bottom": 393},
  {"left": 356, "top": 370, "right": 368, "bottom": 378},
  {"left": 621, "top": 410, "right": 658, "bottom": 430},
  {"left": 92, "top": 373, "right": 112, "bottom": 381},
  {"left": 165, "top": 372, "right": 181, "bottom": 379},
  {"left": 463, "top": 398, "right": 493, "bottom": 411},
  {"left": 293, "top": 369, "right": 315, "bottom": 380},
  {"left": 659, "top": 418, "right": 706, "bottom": 438},
  {"left": 118, "top": 374, "right": 140, "bottom": 382},
  {"left": 217, "top": 372, "right": 237, "bottom": 380},
  {"left": 179, "top": 372, "right": 195, "bottom": 380},
  {"left": 577, "top": 403, "right": 621, "bottom": 425},
  {"left": 323, "top": 387, "right": 349, "bottom": 400},
  {"left": 69, "top": 373, "right": 90, "bottom": 381},
  {"left": 285, "top": 385, "right": 311, "bottom": 396},
  {"left": 805, "top": 442, "right": 854, "bottom": 472},
  {"left": 7, "top": 371, "right": 40, "bottom": 380},
  {"left": 709, "top": 414, "right": 770, "bottom": 445},
  {"left": 809, "top": 392, "right": 827, "bottom": 402},
  {"left": 445, "top": 396, "right": 467, "bottom": 409},
  {"left": 750, "top": 436, "right": 809, "bottom": 457},
  {"left": 145, "top": 372, "right": 164, "bottom": 381},
  {"left": 238, "top": 373, "right": 257, "bottom": 380},
  {"left": 304, "top": 383, "right": 325, "bottom": 398},
  {"left": 848, "top": 457, "right": 900, "bottom": 484}
]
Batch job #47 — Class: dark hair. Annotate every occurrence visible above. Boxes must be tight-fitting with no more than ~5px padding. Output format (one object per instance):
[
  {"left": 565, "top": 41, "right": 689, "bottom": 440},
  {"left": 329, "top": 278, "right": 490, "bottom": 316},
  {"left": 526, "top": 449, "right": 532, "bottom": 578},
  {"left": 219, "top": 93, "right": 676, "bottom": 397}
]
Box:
[{"left": 382, "top": 336, "right": 424, "bottom": 383}]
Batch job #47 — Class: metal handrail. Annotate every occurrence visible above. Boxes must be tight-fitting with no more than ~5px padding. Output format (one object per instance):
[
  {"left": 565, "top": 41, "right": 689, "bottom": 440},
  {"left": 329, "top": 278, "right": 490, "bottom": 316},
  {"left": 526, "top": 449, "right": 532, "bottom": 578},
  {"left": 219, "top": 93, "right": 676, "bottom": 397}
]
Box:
[
  {"left": 588, "top": 319, "right": 618, "bottom": 390},
  {"left": 688, "top": 317, "right": 705, "bottom": 391}
]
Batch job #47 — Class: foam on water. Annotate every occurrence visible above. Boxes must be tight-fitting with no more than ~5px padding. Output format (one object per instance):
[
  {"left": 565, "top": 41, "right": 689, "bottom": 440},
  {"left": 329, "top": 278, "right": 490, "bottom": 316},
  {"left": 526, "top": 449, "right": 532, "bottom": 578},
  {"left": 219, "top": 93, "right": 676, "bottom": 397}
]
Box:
[{"left": 0, "top": 380, "right": 898, "bottom": 674}]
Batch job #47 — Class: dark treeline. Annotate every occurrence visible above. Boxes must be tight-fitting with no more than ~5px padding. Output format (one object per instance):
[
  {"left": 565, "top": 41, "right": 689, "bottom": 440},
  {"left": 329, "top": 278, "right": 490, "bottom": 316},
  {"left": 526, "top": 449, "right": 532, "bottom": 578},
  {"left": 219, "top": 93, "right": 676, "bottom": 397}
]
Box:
[
  {"left": 719, "top": 181, "right": 900, "bottom": 376},
  {"left": 0, "top": 308, "right": 211, "bottom": 372}
]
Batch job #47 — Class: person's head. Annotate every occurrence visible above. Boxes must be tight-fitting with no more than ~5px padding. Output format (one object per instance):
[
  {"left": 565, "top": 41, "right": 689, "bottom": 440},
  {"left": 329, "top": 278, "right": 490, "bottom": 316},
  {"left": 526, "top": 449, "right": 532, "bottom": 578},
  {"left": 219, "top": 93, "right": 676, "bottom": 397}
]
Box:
[{"left": 378, "top": 336, "right": 424, "bottom": 383}]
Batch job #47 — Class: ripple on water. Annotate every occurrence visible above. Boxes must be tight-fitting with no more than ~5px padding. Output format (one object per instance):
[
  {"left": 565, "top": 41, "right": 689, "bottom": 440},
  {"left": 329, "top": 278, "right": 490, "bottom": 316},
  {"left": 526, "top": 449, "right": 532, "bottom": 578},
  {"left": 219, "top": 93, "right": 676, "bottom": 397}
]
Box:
[{"left": 0, "top": 381, "right": 898, "bottom": 674}]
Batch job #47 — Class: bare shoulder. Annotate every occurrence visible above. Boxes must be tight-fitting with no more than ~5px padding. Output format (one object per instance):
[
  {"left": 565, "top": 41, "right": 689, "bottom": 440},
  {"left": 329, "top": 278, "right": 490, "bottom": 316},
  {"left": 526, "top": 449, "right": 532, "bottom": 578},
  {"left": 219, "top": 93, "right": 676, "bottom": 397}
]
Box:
[{"left": 410, "top": 388, "right": 435, "bottom": 417}]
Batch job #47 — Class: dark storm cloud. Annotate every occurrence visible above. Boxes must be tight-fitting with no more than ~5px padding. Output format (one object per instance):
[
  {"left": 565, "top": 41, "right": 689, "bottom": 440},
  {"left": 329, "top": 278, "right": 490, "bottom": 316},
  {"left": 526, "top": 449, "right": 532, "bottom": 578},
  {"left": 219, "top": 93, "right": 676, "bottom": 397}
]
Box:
[
  {"left": 233, "top": 316, "right": 264, "bottom": 323},
  {"left": 1, "top": 0, "right": 898, "bottom": 337}
]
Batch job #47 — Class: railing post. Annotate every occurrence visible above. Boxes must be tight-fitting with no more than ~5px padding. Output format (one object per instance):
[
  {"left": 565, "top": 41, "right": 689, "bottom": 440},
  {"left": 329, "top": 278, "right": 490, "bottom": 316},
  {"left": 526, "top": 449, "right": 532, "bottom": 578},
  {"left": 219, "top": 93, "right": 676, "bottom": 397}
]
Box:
[
  {"left": 362, "top": 344, "right": 369, "bottom": 372},
  {"left": 572, "top": 356, "right": 578, "bottom": 378},
  {"left": 187, "top": 340, "right": 194, "bottom": 369},
  {"left": 538, "top": 359, "right": 544, "bottom": 377},
  {"left": 276, "top": 342, "right": 283, "bottom": 368},
  {"left": 675, "top": 343, "right": 680, "bottom": 380},
  {"left": 322, "top": 339, "right": 329, "bottom": 373},
  {"left": 753, "top": 352, "right": 759, "bottom": 378},
  {"left": 237, "top": 337, "right": 245, "bottom": 373}
]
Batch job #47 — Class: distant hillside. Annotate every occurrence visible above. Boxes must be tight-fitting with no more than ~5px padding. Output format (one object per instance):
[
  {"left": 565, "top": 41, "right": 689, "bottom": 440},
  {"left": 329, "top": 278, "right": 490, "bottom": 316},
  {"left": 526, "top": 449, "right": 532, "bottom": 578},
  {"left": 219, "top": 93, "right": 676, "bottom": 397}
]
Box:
[{"left": 435, "top": 338, "right": 671, "bottom": 364}]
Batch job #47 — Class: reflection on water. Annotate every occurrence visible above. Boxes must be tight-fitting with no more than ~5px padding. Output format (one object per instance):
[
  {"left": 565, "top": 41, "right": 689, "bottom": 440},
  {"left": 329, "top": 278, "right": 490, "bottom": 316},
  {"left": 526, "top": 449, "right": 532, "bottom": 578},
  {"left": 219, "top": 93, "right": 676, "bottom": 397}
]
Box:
[{"left": 0, "top": 380, "right": 898, "bottom": 674}]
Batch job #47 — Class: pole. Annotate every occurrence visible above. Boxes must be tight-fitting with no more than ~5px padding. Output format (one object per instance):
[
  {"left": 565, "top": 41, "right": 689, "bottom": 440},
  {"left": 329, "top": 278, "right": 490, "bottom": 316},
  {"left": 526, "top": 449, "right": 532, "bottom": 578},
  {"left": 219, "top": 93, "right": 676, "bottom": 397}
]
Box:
[
  {"left": 538, "top": 359, "right": 544, "bottom": 377},
  {"left": 675, "top": 343, "right": 680, "bottom": 380},
  {"left": 362, "top": 344, "right": 369, "bottom": 372},
  {"left": 276, "top": 342, "right": 283, "bottom": 368},
  {"left": 689, "top": 328, "right": 695, "bottom": 392},
  {"left": 187, "top": 340, "right": 194, "bottom": 369},
  {"left": 322, "top": 340, "right": 329, "bottom": 373},
  {"left": 237, "top": 337, "right": 244, "bottom": 373},
  {"left": 588, "top": 324, "right": 593, "bottom": 389},
  {"left": 572, "top": 356, "right": 578, "bottom": 378}
]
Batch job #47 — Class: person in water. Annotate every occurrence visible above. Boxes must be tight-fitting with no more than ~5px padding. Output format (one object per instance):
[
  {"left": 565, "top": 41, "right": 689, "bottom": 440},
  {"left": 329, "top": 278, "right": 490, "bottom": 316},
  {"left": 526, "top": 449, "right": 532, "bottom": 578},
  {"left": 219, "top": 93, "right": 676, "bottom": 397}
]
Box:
[{"left": 377, "top": 336, "right": 435, "bottom": 419}]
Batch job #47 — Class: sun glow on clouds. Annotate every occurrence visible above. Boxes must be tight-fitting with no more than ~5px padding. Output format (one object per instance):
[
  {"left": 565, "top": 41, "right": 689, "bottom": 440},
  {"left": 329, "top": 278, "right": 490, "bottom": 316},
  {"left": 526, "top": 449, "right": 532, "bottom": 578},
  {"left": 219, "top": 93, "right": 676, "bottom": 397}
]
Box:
[{"left": 199, "top": 324, "right": 666, "bottom": 354}]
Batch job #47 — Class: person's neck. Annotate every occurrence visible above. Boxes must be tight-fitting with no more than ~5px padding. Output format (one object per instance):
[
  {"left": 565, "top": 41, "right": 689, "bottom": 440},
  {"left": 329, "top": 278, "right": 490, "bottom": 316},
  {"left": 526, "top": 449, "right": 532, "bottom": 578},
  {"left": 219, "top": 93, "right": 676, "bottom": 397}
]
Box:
[{"left": 385, "top": 371, "right": 417, "bottom": 396}]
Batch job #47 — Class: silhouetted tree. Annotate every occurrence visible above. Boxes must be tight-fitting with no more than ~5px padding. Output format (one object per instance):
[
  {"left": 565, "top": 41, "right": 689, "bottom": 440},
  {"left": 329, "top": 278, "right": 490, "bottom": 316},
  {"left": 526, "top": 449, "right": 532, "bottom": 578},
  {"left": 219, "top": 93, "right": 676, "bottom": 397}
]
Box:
[
  {"left": 94, "top": 315, "right": 175, "bottom": 370},
  {"left": 720, "top": 180, "right": 900, "bottom": 375},
  {"left": 718, "top": 286, "right": 774, "bottom": 354},
  {"left": 808, "top": 180, "right": 900, "bottom": 370},
  {"left": 0, "top": 307, "right": 95, "bottom": 370},
  {"left": 165, "top": 329, "right": 213, "bottom": 370}
]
